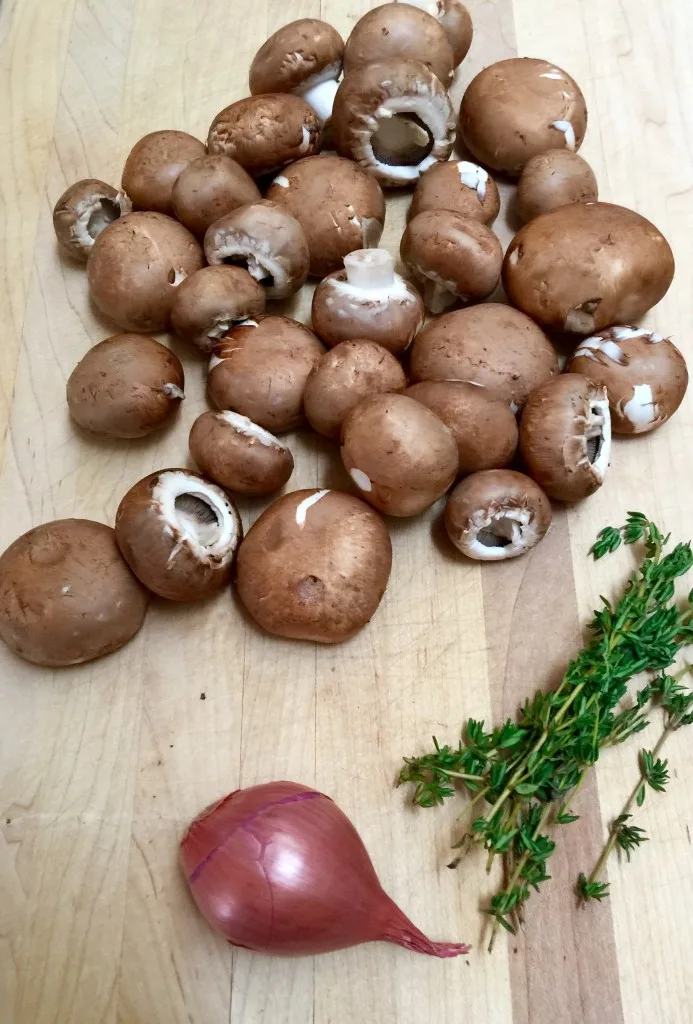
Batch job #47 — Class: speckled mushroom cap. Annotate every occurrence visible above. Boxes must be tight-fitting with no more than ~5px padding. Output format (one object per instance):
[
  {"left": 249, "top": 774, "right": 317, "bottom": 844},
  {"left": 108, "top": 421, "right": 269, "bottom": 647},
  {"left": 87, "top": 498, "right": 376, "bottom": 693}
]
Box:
[
  {"left": 516, "top": 149, "right": 598, "bottom": 224},
  {"left": 189, "top": 410, "right": 294, "bottom": 496},
  {"left": 52, "top": 179, "right": 132, "bottom": 261},
  {"left": 344, "top": 3, "right": 455, "bottom": 86},
  {"left": 401, "top": 0, "right": 473, "bottom": 66},
  {"left": 122, "top": 130, "right": 206, "bottom": 214},
  {"left": 409, "top": 160, "right": 500, "bottom": 224},
  {"left": 171, "top": 155, "right": 261, "bottom": 238}
]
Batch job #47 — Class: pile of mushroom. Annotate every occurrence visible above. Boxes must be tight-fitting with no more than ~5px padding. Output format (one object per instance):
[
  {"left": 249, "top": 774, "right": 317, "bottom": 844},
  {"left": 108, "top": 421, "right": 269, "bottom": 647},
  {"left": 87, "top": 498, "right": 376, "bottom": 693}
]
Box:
[{"left": 0, "top": 1, "right": 687, "bottom": 668}]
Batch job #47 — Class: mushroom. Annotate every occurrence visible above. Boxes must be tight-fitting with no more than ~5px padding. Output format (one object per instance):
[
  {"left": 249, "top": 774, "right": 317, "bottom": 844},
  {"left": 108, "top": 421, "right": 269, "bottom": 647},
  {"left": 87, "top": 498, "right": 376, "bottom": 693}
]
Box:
[
  {"left": 410, "top": 303, "right": 560, "bottom": 411},
  {"left": 445, "top": 470, "right": 552, "bottom": 561},
  {"left": 170, "top": 266, "right": 266, "bottom": 354},
  {"left": 516, "top": 149, "right": 598, "bottom": 224},
  {"left": 208, "top": 315, "right": 325, "bottom": 432},
  {"left": 331, "top": 59, "right": 456, "bottom": 187},
  {"left": 87, "top": 212, "right": 203, "bottom": 332},
  {"left": 115, "top": 469, "right": 242, "bottom": 601},
  {"left": 189, "top": 410, "right": 294, "bottom": 496},
  {"left": 396, "top": 0, "right": 473, "bottom": 66},
  {"left": 266, "top": 155, "right": 385, "bottom": 277},
  {"left": 121, "top": 130, "right": 206, "bottom": 214},
  {"left": 249, "top": 19, "right": 345, "bottom": 122},
  {"left": 459, "top": 58, "right": 588, "bottom": 176},
  {"left": 171, "top": 155, "right": 261, "bottom": 238},
  {"left": 304, "top": 339, "right": 407, "bottom": 440},
  {"left": 406, "top": 381, "right": 518, "bottom": 474},
  {"left": 207, "top": 94, "right": 322, "bottom": 178},
  {"left": 67, "top": 334, "right": 185, "bottom": 438},
  {"left": 344, "top": 3, "right": 454, "bottom": 86},
  {"left": 504, "top": 202, "right": 675, "bottom": 335},
  {"left": 567, "top": 326, "right": 688, "bottom": 435},
  {"left": 204, "top": 201, "right": 309, "bottom": 301},
  {"left": 519, "top": 373, "right": 612, "bottom": 502},
  {"left": 52, "top": 179, "right": 132, "bottom": 262},
  {"left": 0, "top": 519, "right": 148, "bottom": 666},
  {"left": 341, "top": 393, "right": 459, "bottom": 516},
  {"left": 235, "top": 489, "right": 392, "bottom": 643},
  {"left": 311, "top": 249, "right": 424, "bottom": 354},
  {"left": 409, "top": 160, "right": 500, "bottom": 224},
  {"left": 400, "top": 210, "right": 503, "bottom": 313}
]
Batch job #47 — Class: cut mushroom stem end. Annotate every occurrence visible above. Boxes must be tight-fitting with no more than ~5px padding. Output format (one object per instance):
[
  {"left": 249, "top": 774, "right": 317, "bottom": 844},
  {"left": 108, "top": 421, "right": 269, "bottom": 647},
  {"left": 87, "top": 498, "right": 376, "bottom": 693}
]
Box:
[
  {"left": 298, "top": 68, "right": 341, "bottom": 122},
  {"left": 343, "top": 248, "right": 395, "bottom": 290}
]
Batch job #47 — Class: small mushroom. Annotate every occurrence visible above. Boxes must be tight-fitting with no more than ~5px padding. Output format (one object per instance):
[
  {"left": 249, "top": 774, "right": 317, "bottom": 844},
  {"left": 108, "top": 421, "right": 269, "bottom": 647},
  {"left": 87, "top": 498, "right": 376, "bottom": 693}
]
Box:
[
  {"left": 208, "top": 315, "right": 325, "bottom": 432},
  {"left": 344, "top": 3, "right": 454, "bottom": 86},
  {"left": 516, "top": 149, "right": 598, "bottom": 224},
  {"left": 170, "top": 266, "right": 266, "bottom": 354},
  {"left": 121, "top": 130, "right": 206, "bottom": 214},
  {"left": 567, "top": 326, "right": 688, "bottom": 435},
  {"left": 445, "top": 470, "right": 552, "bottom": 561},
  {"left": 460, "top": 58, "right": 588, "bottom": 176},
  {"left": 401, "top": 210, "right": 503, "bottom": 313},
  {"left": 249, "top": 19, "right": 345, "bottom": 122},
  {"left": 519, "top": 373, "right": 612, "bottom": 502},
  {"left": 266, "top": 155, "right": 385, "bottom": 277},
  {"left": 396, "top": 0, "right": 473, "bottom": 66},
  {"left": 204, "top": 201, "right": 309, "bottom": 301},
  {"left": 304, "top": 339, "right": 407, "bottom": 440},
  {"left": 52, "top": 179, "right": 132, "bottom": 262},
  {"left": 332, "top": 59, "right": 455, "bottom": 187},
  {"left": 0, "top": 519, "right": 148, "bottom": 666},
  {"left": 207, "top": 94, "right": 322, "bottom": 178},
  {"left": 67, "top": 334, "right": 185, "bottom": 438},
  {"left": 235, "top": 488, "right": 392, "bottom": 643},
  {"left": 171, "top": 155, "right": 261, "bottom": 238},
  {"left": 311, "top": 249, "right": 424, "bottom": 354},
  {"left": 409, "top": 160, "right": 500, "bottom": 224},
  {"left": 87, "top": 212, "right": 203, "bottom": 332},
  {"left": 115, "top": 469, "right": 242, "bottom": 601},
  {"left": 341, "top": 393, "right": 459, "bottom": 516},
  {"left": 406, "top": 381, "right": 518, "bottom": 474},
  {"left": 189, "top": 410, "right": 294, "bottom": 496}
]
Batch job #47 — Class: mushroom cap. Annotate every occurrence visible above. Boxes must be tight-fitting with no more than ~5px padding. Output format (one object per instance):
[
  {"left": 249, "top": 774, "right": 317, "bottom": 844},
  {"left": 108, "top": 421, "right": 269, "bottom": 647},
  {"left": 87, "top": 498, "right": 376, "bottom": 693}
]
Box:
[
  {"left": 189, "top": 410, "right": 294, "bottom": 496},
  {"left": 52, "top": 179, "right": 132, "bottom": 262},
  {"left": 519, "top": 373, "right": 612, "bottom": 502},
  {"left": 208, "top": 315, "right": 325, "bottom": 432},
  {"left": 460, "top": 58, "right": 588, "bottom": 176},
  {"left": 0, "top": 519, "right": 148, "bottom": 666},
  {"left": 409, "top": 303, "right": 559, "bottom": 411},
  {"left": 332, "top": 59, "right": 456, "bottom": 187},
  {"left": 207, "top": 94, "right": 322, "bottom": 178},
  {"left": 170, "top": 266, "right": 266, "bottom": 354},
  {"left": 445, "top": 469, "right": 552, "bottom": 561},
  {"left": 204, "top": 200, "right": 309, "bottom": 301},
  {"left": 171, "top": 155, "right": 261, "bottom": 238},
  {"left": 304, "top": 339, "right": 407, "bottom": 439},
  {"left": 516, "top": 149, "right": 598, "bottom": 224},
  {"left": 121, "top": 130, "right": 206, "bottom": 214},
  {"left": 406, "top": 380, "right": 519, "bottom": 474},
  {"left": 249, "top": 19, "right": 344, "bottom": 95},
  {"left": 67, "top": 334, "right": 185, "bottom": 439},
  {"left": 503, "top": 202, "right": 675, "bottom": 335},
  {"left": 344, "top": 3, "right": 454, "bottom": 86},
  {"left": 235, "top": 488, "right": 392, "bottom": 643},
  {"left": 395, "top": 0, "right": 473, "bottom": 65},
  {"left": 409, "top": 160, "right": 500, "bottom": 224},
  {"left": 340, "top": 392, "right": 459, "bottom": 516},
  {"left": 87, "top": 212, "right": 204, "bottom": 332},
  {"left": 115, "top": 469, "right": 242, "bottom": 601},
  {"left": 266, "top": 155, "right": 385, "bottom": 277},
  {"left": 567, "top": 326, "right": 688, "bottom": 435}
]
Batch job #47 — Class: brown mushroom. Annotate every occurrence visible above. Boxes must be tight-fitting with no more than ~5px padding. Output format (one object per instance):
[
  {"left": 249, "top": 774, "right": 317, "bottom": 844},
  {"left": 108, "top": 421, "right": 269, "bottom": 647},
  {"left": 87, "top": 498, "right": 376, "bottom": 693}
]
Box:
[
  {"left": 121, "top": 130, "right": 206, "bottom": 214},
  {"left": 409, "top": 160, "right": 500, "bottom": 224},
  {"left": 52, "top": 179, "right": 132, "bottom": 262},
  {"left": 266, "top": 155, "right": 385, "bottom": 277},
  {"left": 516, "top": 149, "right": 598, "bottom": 224},
  {"left": 87, "top": 212, "right": 203, "bottom": 332},
  {"left": 235, "top": 489, "right": 392, "bottom": 643},
  {"left": 567, "top": 326, "right": 688, "bottom": 435},
  {"left": 344, "top": 3, "right": 454, "bottom": 86},
  {"left": 67, "top": 334, "right": 185, "bottom": 438},
  {"left": 170, "top": 266, "right": 266, "bottom": 354},
  {"left": 0, "top": 519, "right": 148, "bottom": 666},
  {"left": 204, "top": 201, "right": 309, "bottom": 300},
  {"left": 311, "top": 249, "right": 424, "bottom": 354},
  {"left": 207, "top": 94, "right": 322, "bottom": 178},
  {"left": 519, "top": 373, "right": 612, "bottom": 502},
  {"left": 396, "top": 0, "right": 473, "bottom": 66},
  {"left": 400, "top": 211, "right": 503, "bottom": 313},
  {"left": 171, "top": 155, "right": 261, "bottom": 238},
  {"left": 445, "top": 470, "right": 552, "bottom": 561},
  {"left": 189, "top": 410, "right": 294, "bottom": 496},
  {"left": 115, "top": 470, "right": 242, "bottom": 601}
]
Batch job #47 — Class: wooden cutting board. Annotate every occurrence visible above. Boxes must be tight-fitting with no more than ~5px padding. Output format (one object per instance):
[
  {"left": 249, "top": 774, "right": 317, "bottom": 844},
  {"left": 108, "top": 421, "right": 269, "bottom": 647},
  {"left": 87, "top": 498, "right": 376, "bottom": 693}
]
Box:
[{"left": 1, "top": 1, "right": 692, "bottom": 1021}]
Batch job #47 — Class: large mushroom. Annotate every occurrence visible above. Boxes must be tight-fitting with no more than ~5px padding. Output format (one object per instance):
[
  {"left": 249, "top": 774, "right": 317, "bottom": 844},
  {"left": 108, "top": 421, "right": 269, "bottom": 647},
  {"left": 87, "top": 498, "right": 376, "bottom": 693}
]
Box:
[
  {"left": 170, "top": 266, "right": 266, "bottom": 354},
  {"left": 121, "top": 130, "right": 206, "bottom": 214},
  {"left": 396, "top": 0, "right": 473, "bottom": 66},
  {"left": 52, "top": 179, "right": 132, "bottom": 262},
  {"left": 189, "top": 411, "right": 294, "bottom": 496},
  {"left": 344, "top": 3, "right": 455, "bottom": 86},
  {"left": 207, "top": 94, "right": 322, "bottom": 178},
  {"left": 171, "top": 155, "right": 261, "bottom": 238},
  {"left": 409, "top": 160, "right": 500, "bottom": 224}
]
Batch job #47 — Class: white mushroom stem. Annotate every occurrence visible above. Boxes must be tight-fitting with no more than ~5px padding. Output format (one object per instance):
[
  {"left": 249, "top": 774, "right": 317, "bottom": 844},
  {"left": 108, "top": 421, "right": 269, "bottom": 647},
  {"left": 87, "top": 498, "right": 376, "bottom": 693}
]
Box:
[
  {"left": 343, "top": 249, "right": 396, "bottom": 290},
  {"left": 162, "top": 383, "right": 185, "bottom": 400},
  {"left": 583, "top": 397, "right": 612, "bottom": 480},
  {"left": 423, "top": 278, "right": 457, "bottom": 314},
  {"left": 298, "top": 75, "right": 340, "bottom": 123}
]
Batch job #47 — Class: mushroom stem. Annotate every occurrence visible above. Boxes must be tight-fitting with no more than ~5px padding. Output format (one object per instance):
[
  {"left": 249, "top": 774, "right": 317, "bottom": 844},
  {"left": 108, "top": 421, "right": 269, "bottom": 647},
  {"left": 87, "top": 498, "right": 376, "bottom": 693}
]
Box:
[
  {"left": 422, "top": 279, "right": 456, "bottom": 314},
  {"left": 343, "top": 249, "right": 396, "bottom": 290},
  {"left": 299, "top": 76, "right": 340, "bottom": 123}
]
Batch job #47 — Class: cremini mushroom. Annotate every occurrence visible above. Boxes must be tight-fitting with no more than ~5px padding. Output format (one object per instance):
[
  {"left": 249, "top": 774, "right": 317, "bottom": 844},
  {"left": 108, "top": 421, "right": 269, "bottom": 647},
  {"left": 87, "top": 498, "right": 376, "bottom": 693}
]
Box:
[
  {"left": 170, "top": 266, "right": 266, "bottom": 354},
  {"left": 52, "top": 179, "right": 132, "bottom": 262},
  {"left": 171, "top": 155, "right": 261, "bottom": 238},
  {"left": 344, "top": 3, "right": 454, "bottom": 86},
  {"left": 409, "top": 160, "right": 500, "bottom": 224},
  {"left": 207, "top": 94, "right": 322, "bottom": 178},
  {"left": 516, "top": 149, "right": 598, "bottom": 224},
  {"left": 396, "top": 0, "right": 473, "bottom": 66},
  {"left": 121, "top": 130, "right": 206, "bottom": 214},
  {"left": 189, "top": 410, "right": 294, "bottom": 496}
]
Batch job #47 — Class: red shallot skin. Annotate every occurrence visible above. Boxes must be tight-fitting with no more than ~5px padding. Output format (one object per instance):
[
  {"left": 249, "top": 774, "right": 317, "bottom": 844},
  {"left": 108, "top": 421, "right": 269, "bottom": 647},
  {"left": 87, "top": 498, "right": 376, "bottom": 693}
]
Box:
[{"left": 180, "top": 780, "right": 469, "bottom": 958}]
